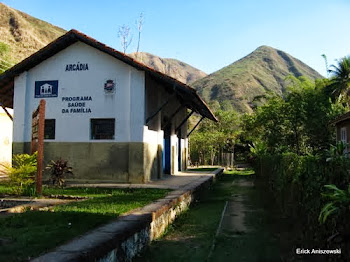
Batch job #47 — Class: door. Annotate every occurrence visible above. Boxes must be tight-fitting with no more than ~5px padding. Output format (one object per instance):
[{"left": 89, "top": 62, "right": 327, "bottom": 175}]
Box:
[
  {"left": 178, "top": 130, "right": 182, "bottom": 171},
  {"left": 163, "top": 125, "right": 171, "bottom": 174}
]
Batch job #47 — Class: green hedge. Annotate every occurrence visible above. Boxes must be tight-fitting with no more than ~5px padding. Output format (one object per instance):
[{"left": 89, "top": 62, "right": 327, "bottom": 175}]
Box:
[{"left": 253, "top": 153, "right": 350, "bottom": 260}]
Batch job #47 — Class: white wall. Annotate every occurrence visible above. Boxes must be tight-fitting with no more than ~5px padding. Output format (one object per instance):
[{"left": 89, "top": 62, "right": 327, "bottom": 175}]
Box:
[
  {"left": 13, "top": 42, "right": 145, "bottom": 143},
  {"left": 0, "top": 108, "right": 13, "bottom": 167}
]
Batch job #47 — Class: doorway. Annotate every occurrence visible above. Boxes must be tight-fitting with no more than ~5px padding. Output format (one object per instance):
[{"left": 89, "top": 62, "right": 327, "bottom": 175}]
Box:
[
  {"left": 178, "top": 130, "right": 182, "bottom": 171},
  {"left": 163, "top": 125, "right": 171, "bottom": 174}
]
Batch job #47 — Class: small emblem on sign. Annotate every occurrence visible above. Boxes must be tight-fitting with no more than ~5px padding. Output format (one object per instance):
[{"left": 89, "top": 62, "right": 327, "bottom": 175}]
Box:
[
  {"left": 35, "top": 80, "right": 58, "bottom": 98},
  {"left": 104, "top": 79, "right": 115, "bottom": 94}
]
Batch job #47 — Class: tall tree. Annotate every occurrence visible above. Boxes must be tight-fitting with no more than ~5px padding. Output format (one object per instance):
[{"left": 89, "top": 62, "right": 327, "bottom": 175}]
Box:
[
  {"left": 242, "top": 76, "right": 342, "bottom": 155},
  {"left": 327, "top": 56, "right": 350, "bottom": 106},
  {"left": 189, "top": 110, "right": 240, "bottom": 165},
  {"left": 321, "top": 54, "right": 329, "bottom": 77}
]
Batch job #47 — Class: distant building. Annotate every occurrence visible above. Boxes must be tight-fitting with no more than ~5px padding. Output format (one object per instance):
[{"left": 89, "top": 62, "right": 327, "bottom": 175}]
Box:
[
  {"left": 0, "top": 30, "right": 216, "bottom": 183},
  {"left": 332, "top": 112, "right": 350, "bottom": 146},
  {"left": 0, "top": 107, "right": 12, "bottom": 170}
]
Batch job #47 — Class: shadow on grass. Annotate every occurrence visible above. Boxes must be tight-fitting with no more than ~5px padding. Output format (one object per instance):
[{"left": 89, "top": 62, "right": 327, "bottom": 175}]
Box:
[
  {"left": 0, "top": 188, "right": 169, "bottom": 262},
  {"left": 0, "top": 210, "right": 111, "bottom": 261}
]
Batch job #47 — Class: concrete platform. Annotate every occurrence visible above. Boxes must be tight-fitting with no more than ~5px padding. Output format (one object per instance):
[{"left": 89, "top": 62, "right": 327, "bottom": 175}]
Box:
[{"left": 66, "top": 170, "right": 216, "bottom": 190}]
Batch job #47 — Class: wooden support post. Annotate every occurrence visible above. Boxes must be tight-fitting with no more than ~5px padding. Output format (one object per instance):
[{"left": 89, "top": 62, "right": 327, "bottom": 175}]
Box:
[
  {"left": 162, "top": 105, "right": 184, "bottom": 130},
  {"left": 175, "top": 110, "right": 194, "bottom": 133},
  {"left": 146, "top": 93, "right": 176, "bottom": 124},
  {"left": 1, "top": 105, "right": 13, "bottom": 121},
  {"left": 187, "top": 116, "right": 205, "bottom": 137}
]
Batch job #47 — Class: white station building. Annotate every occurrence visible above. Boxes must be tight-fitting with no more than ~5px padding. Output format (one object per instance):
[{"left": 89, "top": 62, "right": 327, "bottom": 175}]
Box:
[{"left": 0, "top": 30, "right": 216, "bottom": 183}]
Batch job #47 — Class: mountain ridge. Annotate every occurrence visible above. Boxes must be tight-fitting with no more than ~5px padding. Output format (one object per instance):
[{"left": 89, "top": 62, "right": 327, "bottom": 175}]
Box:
[
  {"left": 128, "top": 52, "right": 207, "bottom": 84},
  {"left": 192, "top": 45, "right": 323, "bottom": 112}
]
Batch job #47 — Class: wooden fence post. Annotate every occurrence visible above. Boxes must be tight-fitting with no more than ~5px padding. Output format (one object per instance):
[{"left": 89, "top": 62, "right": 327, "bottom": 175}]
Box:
[{"left": 31, "top": 99, "right": 45, "bottom": 195}]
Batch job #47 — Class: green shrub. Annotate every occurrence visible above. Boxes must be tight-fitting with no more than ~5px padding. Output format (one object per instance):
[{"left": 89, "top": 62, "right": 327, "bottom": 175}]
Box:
[
  {"left": 0, "top": 152, "right": 37, "bottom": 195},
  {"left": 252, "top": 147, "right": 350, "bottom": 256},
  {"left": 46, "top": 158, "right": 73, "bottom": 187},
  {"left": 319, "top": 184, "right": 350, "bottom": 224}
]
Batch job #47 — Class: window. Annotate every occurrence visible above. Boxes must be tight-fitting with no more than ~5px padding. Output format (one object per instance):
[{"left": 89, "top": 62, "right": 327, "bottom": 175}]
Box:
[
  {"left": 44, "top": 119, "right": 55, "bottom": 139},
  {"left": 341, "top": 127, "right": 347, "bottom": 144},
  {"left": 91, "top": 119, "right": 115, "bottom": 140}
]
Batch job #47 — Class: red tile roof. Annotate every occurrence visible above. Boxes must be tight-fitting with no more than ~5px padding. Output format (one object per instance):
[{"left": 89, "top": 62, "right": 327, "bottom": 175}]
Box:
[{"left": 0, "top": 29, "right": 217, "bottom": 122}]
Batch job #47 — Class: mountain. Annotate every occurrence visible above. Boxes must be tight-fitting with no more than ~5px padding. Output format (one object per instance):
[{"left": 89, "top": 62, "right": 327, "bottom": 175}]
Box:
[
  {"left": 129, "top": 52, "right": 207, "bottom": 84},
  {"left": 192, "top": 45, "right": 323, "bottom": 113},
  {"left": 0, "top": 3, "right": 66, "bottom": 72}
]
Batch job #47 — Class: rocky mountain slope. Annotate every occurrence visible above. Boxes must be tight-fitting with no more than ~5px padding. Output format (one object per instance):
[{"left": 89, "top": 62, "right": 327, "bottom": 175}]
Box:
[
  {"left": 0, "top": 3, "right": 66, "bottom": 73},
  {"left": 129, "top": 52, "right": 207, "bottom": 84},
  {"left": 192, "top": 45, "right": 323, "bottom": 112}
]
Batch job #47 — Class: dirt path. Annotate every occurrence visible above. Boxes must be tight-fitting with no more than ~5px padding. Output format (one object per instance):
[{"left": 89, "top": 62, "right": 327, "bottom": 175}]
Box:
[
  {"left": 135, "top": 174, "right": 293, "bottom": 262},
  {"left": 207, "top": 177, "right": 283, "bottom": 261}
]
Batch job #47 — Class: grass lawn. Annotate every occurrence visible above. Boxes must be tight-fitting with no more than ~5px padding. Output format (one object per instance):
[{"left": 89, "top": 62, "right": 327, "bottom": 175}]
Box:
[
  {"left": 0, "top": 186, "right": 169, "bottom": 262},
  {"left": 224, "top": 168, "right": 255, "bottom": 176}
]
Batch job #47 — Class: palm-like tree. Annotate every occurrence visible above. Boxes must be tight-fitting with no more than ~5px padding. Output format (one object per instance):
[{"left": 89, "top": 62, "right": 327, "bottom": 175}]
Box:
[{"left": 328, "top": 56, "right": 350, "bottom": 106}]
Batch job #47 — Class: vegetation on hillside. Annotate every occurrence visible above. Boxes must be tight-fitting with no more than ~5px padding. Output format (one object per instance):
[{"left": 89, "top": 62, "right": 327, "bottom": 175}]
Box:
[
  {"left": 0, "top": 3, "right": 66, "bottom": 72},
  {"left": 0, "top": 41, "right": 14, "bottom": 73},
  {"left": 192, "top": 45, "right": 323, "bottom": 113}
]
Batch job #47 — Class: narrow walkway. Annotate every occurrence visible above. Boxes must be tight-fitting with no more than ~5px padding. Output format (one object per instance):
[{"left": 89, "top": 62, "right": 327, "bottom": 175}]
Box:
[
  {"left": 208, "top": 177, "right": 283, "bottom": 261},
  {"left": 136, "top": 173, "right": 293, "bottom": 262}
]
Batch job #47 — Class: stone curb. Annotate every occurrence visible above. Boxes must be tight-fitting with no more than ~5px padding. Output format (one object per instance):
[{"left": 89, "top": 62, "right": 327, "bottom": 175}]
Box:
[{"left": 32, "top": 168, "right": 224, "bottom": 262}]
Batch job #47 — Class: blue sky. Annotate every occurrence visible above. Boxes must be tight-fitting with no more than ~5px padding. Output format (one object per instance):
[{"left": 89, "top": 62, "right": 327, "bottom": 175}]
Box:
[{"left": 2, "top": 0, "right": 350, "bottom": 76}]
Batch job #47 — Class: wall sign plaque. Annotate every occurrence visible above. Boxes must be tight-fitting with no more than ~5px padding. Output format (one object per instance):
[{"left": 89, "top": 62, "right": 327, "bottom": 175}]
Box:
[
  {"left": 35, "top": 80, "right": 58, "bottom": 98},
  {"left": 104, "top": 79, "right": 115, "bottom": 94}
]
